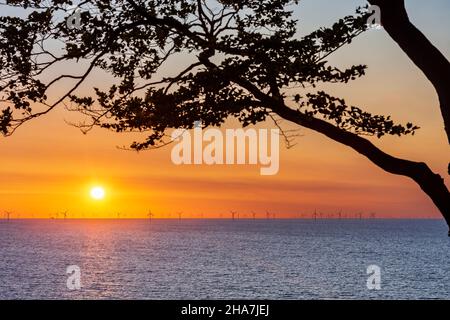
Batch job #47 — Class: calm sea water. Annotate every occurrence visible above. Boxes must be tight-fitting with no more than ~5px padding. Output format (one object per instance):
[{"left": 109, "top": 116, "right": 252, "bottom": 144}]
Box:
[{"left": 0, "top": 219, "right": 449, "bottom": 299}]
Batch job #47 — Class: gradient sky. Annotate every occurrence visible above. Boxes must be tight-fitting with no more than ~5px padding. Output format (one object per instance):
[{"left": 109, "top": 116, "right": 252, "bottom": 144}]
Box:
[{"left": 1, "top": 0, "right": 449, "bottom": 219}]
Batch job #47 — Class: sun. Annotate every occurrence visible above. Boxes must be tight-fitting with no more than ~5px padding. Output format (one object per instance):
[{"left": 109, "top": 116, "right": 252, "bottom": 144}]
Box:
[{"left": 90, "top": 186, "right": 106, "bottom": 200}]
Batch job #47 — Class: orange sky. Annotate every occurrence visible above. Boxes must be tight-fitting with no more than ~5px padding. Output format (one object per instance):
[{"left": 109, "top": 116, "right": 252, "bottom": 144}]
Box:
[{"left": 0, "top": 0, "right": 449, "bottom": 219}]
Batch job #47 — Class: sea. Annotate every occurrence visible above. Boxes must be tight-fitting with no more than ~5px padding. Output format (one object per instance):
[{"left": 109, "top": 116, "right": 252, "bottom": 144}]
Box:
[{"left": 0, "top": 219, "right": 449, "bottom": 299}]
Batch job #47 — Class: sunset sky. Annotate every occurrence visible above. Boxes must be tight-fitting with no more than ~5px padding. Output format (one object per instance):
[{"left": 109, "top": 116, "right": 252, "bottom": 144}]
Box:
[{"left": 1, "top": 0, "right": 449, "bottom": 219}]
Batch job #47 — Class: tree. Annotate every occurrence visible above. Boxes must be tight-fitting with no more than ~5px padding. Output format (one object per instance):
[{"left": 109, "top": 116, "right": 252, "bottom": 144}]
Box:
[{"left": 0, "top": 0, "right": 448, "bottom": 233}]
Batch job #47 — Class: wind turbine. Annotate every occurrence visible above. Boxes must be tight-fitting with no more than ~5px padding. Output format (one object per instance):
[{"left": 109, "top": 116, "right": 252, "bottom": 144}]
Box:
[
  {"left": 251, "top": 211, "right": 256, "bottom": 220},
  {"left": 177, "top": 211, "right": 183, "bottom": 221},
  {"left": 4, "top": 211, "right": 12, "bottom": 221},
  {"left": 230, "top": 211, "right": 237, "bottom": 221},
  {"left": 147, "top": 210, "right": 154, "bottom": 222},
  {"left": 313, "top": 209, "right": 318, "bottom": 221}
]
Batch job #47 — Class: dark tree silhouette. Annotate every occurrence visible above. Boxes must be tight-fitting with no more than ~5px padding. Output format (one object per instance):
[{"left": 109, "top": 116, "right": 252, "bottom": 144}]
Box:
[{"left": 0, "top": 0, "right": 449, "bottom": 233}]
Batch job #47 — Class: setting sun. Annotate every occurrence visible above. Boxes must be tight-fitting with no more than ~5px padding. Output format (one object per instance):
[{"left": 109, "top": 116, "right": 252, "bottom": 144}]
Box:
[{"left": 90, "top": 186, "right": 106, "bottom": 200}]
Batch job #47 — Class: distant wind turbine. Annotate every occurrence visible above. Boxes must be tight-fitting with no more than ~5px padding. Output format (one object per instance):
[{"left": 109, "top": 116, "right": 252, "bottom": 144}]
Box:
[
  {"left": 230, "top": 211, "right": 237, "bottom": 221},
  {"left": 147, "top": 210, "right": 154, "bottom": 222},
  {"left": 4, "top": 211, "right": 12, "bottom": 221}
]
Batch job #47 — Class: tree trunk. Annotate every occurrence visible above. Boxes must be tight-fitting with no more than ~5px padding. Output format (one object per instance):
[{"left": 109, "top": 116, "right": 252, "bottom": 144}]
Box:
[
  {"left": 274, "top": 105, "right": 450, "bottom": 235},
  {"left": 368, "top": 0, "right": 450, "bottom": 145}
]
